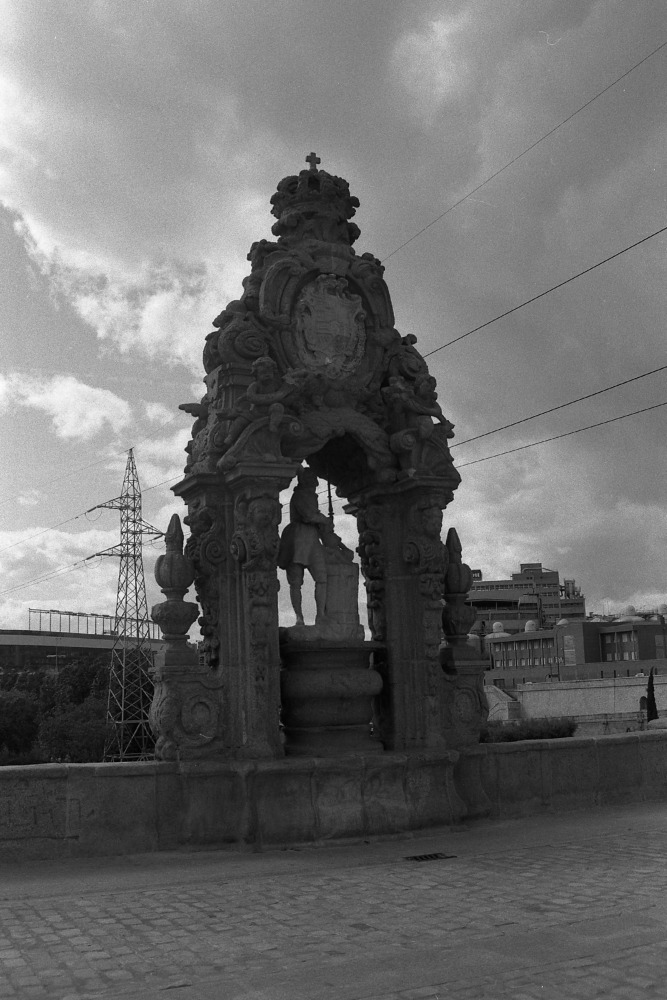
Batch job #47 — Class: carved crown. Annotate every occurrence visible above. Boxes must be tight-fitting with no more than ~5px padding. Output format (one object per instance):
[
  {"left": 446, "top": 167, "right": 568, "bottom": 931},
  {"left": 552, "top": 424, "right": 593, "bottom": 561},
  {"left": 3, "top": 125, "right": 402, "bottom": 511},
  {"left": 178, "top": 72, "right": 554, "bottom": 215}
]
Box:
[{"left": 270, "top": 157, "right": 361, "bottom": 245}]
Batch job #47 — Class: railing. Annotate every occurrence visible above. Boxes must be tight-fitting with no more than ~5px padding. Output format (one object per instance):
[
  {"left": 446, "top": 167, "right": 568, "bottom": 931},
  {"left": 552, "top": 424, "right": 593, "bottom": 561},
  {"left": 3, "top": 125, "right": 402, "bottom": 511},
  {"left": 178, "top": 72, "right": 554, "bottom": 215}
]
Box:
[{"left": 27, "top": 608, "right": 161, "bottom": 640}]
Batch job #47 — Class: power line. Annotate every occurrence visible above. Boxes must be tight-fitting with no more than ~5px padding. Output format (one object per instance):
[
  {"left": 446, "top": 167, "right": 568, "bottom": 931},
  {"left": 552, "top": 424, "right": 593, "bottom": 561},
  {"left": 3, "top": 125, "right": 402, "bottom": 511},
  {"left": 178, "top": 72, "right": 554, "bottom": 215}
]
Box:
[
  {"left": 457, "top": 399, "right": 667, "bottom": 468},
  {"left": 381, "top": 40, "right": 667, "bottom": 263},
  {"left": 0, "top": 456, "right": 115, "bottom": 511},
  {"left": 0, "top": 557, "right": 91, "bottom": 597},
  {"left": 142, "top": 475, "right": 181, "bottom": 494},
  {"left": 451, "top": 363, "right": 667, "bottom": 448},
  {"left": 0, "top": 476, "right": 181, "bottom": 558},
  {"left": 423, "top": 223, "right": 667, "bottom": 358},
  {"left": 0, "top": 416, "right": 180, "bottom": 510},
  {"left": 0, "top": 512, "right": 93, "bottom": 557}
]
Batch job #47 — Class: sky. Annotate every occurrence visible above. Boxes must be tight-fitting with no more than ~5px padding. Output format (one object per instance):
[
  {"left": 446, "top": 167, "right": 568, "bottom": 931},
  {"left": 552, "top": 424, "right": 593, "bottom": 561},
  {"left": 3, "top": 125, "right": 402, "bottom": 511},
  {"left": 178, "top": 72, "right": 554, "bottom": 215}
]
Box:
[{"left": 1, "top": 0, "right": 666, "bottom": 633}]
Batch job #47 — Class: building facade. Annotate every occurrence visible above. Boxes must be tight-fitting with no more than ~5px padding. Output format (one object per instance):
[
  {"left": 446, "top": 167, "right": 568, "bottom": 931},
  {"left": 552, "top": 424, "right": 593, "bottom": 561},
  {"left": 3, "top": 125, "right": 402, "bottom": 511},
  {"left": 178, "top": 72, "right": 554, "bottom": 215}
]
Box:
[
  {"left": 485, "top": 615, "right": 667, "bottom": 688},
  {"left": 468, "top": 562, "right": 585, "bottom": 634}
]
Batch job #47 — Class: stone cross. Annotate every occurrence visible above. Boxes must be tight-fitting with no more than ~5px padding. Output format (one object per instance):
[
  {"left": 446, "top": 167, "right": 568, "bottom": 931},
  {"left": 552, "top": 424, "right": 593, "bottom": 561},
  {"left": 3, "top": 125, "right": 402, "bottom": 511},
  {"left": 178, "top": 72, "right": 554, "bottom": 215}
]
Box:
[{"left": 305, "top": 151, "right": 321, "bottom": 171}]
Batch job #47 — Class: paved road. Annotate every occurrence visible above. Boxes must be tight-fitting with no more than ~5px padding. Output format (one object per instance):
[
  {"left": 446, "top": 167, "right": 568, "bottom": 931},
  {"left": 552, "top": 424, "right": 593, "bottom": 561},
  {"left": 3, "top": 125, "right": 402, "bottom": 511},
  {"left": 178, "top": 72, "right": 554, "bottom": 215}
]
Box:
[{"left": 1, "top": 802, "right": 666, "bottom": 1000}]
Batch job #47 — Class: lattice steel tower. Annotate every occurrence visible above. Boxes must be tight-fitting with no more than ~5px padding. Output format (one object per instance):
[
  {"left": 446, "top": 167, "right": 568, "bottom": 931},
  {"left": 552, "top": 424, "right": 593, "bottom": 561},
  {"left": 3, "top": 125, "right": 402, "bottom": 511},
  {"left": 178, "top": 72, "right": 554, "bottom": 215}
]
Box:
[{"left": 93, "top": 449, "right": 162, "bottom": 761}]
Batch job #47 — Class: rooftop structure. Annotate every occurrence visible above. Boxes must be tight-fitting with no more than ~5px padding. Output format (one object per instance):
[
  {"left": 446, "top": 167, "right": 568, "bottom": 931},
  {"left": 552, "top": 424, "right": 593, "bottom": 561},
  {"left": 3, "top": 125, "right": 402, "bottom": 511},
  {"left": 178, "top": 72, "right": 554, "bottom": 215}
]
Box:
[{"left": 468, "top": 562, "right": 585, "bottom": 634}]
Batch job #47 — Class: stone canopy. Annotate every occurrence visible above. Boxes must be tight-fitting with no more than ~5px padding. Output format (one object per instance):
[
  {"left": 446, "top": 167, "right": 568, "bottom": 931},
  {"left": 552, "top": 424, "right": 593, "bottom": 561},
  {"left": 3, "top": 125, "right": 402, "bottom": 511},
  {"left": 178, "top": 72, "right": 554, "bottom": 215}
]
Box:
[
  {"left": 182, "top": 157, "right": 460, "bottom": 497},
  {"left": 168, "top": 155, "right": 469, "bottom": 761}
]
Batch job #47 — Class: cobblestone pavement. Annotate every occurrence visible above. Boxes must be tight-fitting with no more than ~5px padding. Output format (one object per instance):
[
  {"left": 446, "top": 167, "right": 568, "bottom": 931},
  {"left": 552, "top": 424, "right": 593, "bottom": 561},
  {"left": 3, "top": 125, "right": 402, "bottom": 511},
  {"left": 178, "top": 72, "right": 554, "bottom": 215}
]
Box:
[{"left": 1, "top": 802, "right": 667, "bottom": 1000}]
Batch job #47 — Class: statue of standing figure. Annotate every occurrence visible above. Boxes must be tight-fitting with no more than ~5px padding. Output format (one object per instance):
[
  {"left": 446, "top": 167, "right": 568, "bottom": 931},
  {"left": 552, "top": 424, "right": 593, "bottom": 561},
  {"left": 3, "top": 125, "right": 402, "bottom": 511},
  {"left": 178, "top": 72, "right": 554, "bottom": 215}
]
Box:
[
  {"left": 277, "top": 466, "right": 359, "bottom": 634},
  {"left": 277, "top": 467, "right": 333, "bottom": 625}
]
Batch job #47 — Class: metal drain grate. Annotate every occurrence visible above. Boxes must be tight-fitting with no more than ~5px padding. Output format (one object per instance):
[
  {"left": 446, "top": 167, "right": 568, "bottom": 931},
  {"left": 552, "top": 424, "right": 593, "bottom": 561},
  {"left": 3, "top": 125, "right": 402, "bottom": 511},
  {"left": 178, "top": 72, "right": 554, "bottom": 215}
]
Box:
[{"left": 404, "top": 852, "right": 457, "bottom": 862}]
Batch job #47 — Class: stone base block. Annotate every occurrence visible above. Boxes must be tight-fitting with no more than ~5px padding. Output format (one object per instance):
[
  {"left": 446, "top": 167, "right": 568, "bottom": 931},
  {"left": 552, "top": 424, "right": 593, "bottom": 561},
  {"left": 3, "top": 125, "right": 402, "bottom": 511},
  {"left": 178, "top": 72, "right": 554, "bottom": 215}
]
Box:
[{"left": 280, "top": 640, "right": 383, "bottom": 756}]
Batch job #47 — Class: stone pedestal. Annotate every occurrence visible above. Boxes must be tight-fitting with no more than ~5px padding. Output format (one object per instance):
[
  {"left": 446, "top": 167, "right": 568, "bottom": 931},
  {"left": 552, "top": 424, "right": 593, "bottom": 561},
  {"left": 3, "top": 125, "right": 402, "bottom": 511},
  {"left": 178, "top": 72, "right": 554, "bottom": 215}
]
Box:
[
  {"left": 321, "top": 550, "right": 365, "bottom": 641},
  {"left": 280, "top": 639, "right": 383, "bottom": 756},
  {"left": 150, "top": 651, "right": 226, "bottom": 760}
]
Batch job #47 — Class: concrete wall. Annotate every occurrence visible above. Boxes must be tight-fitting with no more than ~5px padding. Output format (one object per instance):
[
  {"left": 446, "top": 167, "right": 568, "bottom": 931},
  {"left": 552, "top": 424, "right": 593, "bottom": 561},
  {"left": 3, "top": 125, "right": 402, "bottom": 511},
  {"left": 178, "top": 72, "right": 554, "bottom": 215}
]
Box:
[
  {"left": 513, "top": 675, "right": 667, "bottom": 719},
  {"left": 3, "top": 731, "right": 667, "bottom": 860},
  {"left": 458, "top": 730, "right": 667, "bottom": 819}
]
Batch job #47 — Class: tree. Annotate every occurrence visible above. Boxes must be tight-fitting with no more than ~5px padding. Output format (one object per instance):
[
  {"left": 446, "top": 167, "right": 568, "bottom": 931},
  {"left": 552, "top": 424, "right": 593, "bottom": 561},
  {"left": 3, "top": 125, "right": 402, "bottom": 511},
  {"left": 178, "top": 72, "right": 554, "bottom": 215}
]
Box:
[
  {"left": 37, "top": 658, "right": 109, "bottom": 718},
  {"left": 0, "top": 690, "right": 39, "bottom": 756},
  {"left": 647, "top": 668, "right": 659, "bottom": 722},
  {"left": 37, "top": 696, "right": 108, "bottom": 763}
]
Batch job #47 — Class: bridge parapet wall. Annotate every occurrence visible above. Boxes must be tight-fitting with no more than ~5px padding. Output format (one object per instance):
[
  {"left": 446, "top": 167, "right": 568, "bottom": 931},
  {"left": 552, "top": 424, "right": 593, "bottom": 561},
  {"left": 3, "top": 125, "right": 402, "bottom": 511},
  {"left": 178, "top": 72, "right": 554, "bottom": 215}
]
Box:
[{"left": 2, "top": 732, "right": 666, "bottom": 860}]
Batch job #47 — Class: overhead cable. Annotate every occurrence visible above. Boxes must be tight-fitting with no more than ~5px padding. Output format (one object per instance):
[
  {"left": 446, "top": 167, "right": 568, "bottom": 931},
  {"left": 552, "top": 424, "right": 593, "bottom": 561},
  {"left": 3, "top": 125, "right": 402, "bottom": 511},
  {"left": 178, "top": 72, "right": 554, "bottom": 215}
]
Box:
[
  {"left": 451, "top": 363, "right": 667, "bottom": 448},
  {"left": 424, "top": 223, "right": 667, "bottom": 358},
  {"left": 0, "top": 511, "right": 93, "bottom": 557},
  {"left": 0, "top": 557, "right": 90, "bottom": 597},
  {"left": 0, "top": 417, "right": 178, "bottom": 511},
  {"left": 456, "top": 399, "right": 667, "bottom": 468},
  {"left": 0, "top": 476, "right": 181, "bottom": 558},
  {"left": 381, "top": 40, "right": 667, "bottom": 263}
]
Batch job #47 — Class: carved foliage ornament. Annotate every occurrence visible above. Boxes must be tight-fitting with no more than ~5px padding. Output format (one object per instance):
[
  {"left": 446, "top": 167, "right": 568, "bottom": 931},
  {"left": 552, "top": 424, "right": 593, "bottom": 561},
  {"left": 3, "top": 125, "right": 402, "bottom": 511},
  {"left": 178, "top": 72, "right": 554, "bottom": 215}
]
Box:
[
  {"left": 150, "top": 671, "right": 224, "bottom": 759},
  {"left": 230, "top": 488, "right": 281, "bottom": 698},
  {"left": 184, "top": 500, "right": 227, "bottom": 667},
  {"left": 356, "top": 502, "right": 387, "bottom": 641}
]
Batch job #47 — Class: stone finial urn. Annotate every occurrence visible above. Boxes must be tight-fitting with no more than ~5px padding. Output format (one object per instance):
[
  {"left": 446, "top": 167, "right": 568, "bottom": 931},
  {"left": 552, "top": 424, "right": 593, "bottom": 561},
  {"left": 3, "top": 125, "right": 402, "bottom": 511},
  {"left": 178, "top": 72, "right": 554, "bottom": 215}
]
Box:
[
  {"left": 440, "top": 527, "right": 489, "bottom": 749},
  {"left": 150, "top": 514, "right": 227, "bottom": 761},
  {"left": 152, "top": 514, "right": 199, "bottom": 640},
  {"left": 441, "top": 527, "right": 476, "bottom": 644}
]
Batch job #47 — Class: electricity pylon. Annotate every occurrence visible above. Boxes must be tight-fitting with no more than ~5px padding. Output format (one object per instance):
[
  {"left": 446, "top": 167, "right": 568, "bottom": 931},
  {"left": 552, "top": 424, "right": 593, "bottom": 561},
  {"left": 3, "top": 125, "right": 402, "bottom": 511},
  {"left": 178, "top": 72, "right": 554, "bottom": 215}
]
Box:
[{"left": 90, "top": 449, "right": 162, "bottom": 761}]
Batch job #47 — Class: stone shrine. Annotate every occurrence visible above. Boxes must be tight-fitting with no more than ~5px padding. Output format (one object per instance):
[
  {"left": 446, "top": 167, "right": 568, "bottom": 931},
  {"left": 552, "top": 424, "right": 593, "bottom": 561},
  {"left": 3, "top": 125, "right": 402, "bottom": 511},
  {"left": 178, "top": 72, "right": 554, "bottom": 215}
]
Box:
[{"left": 150, "top": 156, "right": 489, "bottom": 840}]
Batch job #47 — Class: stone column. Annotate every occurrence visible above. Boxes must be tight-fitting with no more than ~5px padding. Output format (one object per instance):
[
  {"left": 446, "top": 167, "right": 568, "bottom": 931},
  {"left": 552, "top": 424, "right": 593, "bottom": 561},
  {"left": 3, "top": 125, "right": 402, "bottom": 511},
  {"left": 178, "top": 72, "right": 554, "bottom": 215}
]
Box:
[
  {"left": 174, "top": 460, "right": 298, "bottom": 758},
  {"left": 353, "top": 481, "right": 451, "bottom": 751}
]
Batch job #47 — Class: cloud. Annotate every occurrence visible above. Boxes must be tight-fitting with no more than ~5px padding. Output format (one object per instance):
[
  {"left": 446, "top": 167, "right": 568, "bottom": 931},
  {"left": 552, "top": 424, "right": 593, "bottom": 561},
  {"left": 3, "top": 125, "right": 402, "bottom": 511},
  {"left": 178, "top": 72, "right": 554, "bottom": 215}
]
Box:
[
  {"left": 16, "top": 488, "right": 41, "bottom": 507},
  {"left": 0, "top": 521, "right": 165, "bottom": 630},
  {"left": 0, "top": 2, "right": 288, "bottom": 372},
  {"left": 392, "top": 12, "right": 471, "bottom": 122},
  {"left": 0, "top": 372, "right": 132, "bottom": 440},
  {"left": 144, "top": 402, "right": 175, "bottom": 426}
]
